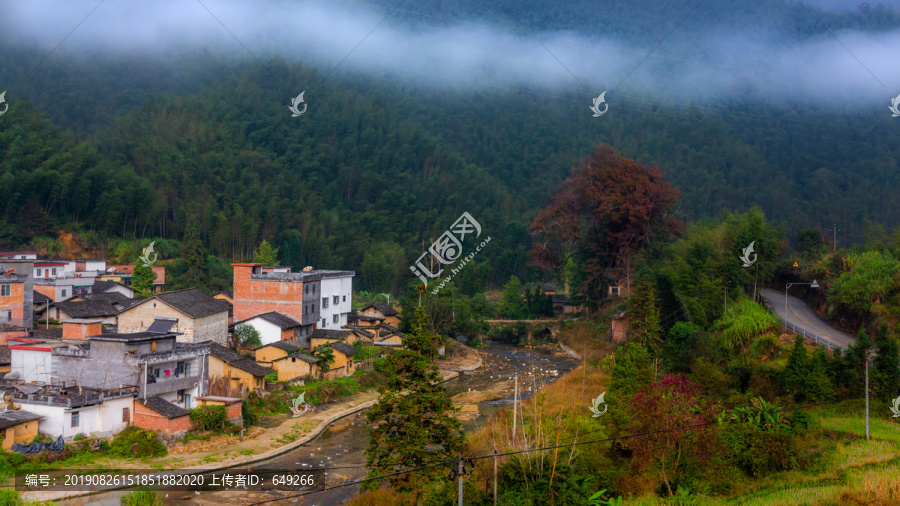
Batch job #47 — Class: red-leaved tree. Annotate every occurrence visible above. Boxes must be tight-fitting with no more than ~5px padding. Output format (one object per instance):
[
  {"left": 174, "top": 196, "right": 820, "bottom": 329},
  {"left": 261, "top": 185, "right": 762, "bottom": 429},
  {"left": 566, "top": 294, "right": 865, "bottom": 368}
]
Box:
[
  {"left": 628, "top": 374, "right": 719, "bottom": 496},
  {"left": 530, "top": 145, "right": 682, "bottom": 299}
]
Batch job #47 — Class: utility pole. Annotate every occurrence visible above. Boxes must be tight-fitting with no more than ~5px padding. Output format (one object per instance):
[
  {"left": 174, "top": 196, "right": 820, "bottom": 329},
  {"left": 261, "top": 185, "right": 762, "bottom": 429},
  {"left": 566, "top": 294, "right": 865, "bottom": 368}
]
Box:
[
  {"left": 493, "top": 450, "right": 498, "bottom": 505},
  {"left": 865, "top": 348, "right": 870, "bottom": 440},
  {"left": 457, "top": 454, "right": 464, "bottom": 506},
  {"left": 724, "top": 278, "right": 728, "bottom": 313},
  {"left": 832, "top": 223, "right": 839, "bottom": 254}
]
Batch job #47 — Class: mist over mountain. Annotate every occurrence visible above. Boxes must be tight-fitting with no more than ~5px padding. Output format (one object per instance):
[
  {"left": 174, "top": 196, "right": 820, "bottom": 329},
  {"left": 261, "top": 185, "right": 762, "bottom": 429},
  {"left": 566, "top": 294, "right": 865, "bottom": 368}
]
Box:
[{"left": 1, "top": 0, "right": 900, "bottom": 291}]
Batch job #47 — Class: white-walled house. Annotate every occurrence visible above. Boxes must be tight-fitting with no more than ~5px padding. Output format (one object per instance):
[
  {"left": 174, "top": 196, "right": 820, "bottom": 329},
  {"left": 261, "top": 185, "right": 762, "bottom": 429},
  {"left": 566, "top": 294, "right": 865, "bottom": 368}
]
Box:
[
  {"left": 9, "top": 337, "right": 56, "bottom": 383},
  {"left": 318, "top": 271, "right": 353, "bottom": 330},
  {"left": 239, "top": 312, "right": 303, "bottom": 346},
  {"left": 10, "top": 385, "right": 136, "bottom": 439}
]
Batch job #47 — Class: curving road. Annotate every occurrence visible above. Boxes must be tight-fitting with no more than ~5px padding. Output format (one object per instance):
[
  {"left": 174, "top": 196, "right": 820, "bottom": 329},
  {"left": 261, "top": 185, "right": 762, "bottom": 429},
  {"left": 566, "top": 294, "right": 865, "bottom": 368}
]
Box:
[{"left": 759, "top": 288, "right": 856, "bottom": 350}]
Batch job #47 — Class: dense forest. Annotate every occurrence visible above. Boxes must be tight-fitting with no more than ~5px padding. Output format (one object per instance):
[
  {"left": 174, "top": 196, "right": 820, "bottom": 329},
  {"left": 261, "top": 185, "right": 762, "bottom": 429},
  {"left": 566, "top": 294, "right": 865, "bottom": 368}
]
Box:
[{"left": 1, "top": 0, "right": 900, "bottom": 293}]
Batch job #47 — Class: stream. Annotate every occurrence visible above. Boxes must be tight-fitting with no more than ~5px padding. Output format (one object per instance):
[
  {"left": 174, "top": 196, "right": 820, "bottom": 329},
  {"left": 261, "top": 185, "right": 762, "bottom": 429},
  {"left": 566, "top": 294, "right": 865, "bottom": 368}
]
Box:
[{"left": 64, "top": 342, "right": 578, "bottom": 506}]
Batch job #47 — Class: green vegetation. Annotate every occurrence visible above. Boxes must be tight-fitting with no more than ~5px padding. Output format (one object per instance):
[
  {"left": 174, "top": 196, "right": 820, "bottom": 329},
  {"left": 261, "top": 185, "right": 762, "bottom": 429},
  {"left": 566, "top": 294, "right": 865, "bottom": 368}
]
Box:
[
  {"left": 120, "top": 488, "right": 165, "bottom": 506},
  {"left": 233, "top": 324, "right": 262, "bottom": 348},
  {"left": 131, "top": 260, "right": 156, "bottom": 297},
  {"left": 108, "top": 427, "right": 167, "bottom": 459},
  {"left": 252, "top": 240, "right": 280, "bottom": 266},
  {"left": 189, "top": 405, "right": 229, "bottom": 431}
]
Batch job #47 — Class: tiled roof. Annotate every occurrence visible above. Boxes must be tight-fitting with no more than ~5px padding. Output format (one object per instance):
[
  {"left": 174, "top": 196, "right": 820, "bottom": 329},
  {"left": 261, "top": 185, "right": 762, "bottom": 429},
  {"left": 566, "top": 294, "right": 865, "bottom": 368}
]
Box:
[
  {"left": 82, "top": 292, "right": 128, "bottom": 303},
  {"left": 539, "top": 283, "right": 557, "bottom": 291},
  {"left": 231, "top": 359, "right": 272, "bottom": 377},
  {"left": 207, "top": 342, "right": 247, "bottom": 364},
  {"left": 140, "top": 396, "right": 190, "bottom": 419},
  {"left": 380, "top": 323, "right": 404, "bottom": 335},
  {"left": 0, "top": 410, "right": 43, "bottom": 429},
  {"left": 328, "top": 341, "right": 358, "bottom": 357},
  {"left": 362, "top": 303, "right": 398, "bottom": 316},
  {"left": 309, "top": 329, "right": 352, "bottom": 341},
  {"left": 51, "top": 300, "right": 121, "bottom": 318},
  {"left": 32, "top": 290, "right": 51, "bottom": 303},
  {"left": 152, "top": 289, "right": 229, "bottom": 319},
  {"left": 251, "top": 312, "right": 301, "bottom": 329},
  {"left": 275, "top": 352, "right": 318, "bottom": 364},
  {"left": 92, "top": 280, "right": 131, "bottom": 293},
  {"left": 258, "top": 340, "right": 305, "bottom": 353}
]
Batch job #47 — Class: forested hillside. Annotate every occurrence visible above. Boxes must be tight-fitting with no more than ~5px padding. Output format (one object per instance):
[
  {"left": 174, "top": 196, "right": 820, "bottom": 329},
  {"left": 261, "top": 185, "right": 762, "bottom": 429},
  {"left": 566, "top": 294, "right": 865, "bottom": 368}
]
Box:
[{"left": 1, "top": 0, "right": 900, "bottom": 292}]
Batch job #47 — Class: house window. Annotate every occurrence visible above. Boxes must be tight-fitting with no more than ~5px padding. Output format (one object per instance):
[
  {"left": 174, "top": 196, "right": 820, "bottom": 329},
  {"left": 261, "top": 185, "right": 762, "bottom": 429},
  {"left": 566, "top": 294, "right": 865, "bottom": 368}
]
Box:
[
  {"left": 185, "top": 363, "right": 191, "bottom": 378},
  {"left": 0, "top": 285, "right": 9, "bottom": 297},
  {"left": 51, "top": 268, "right": 57, "bottom": 276},
  {"left": 61, "top": 289, "right": 67, "bottom": 298},
  {"left": 1, "top": 310, "right": 11, "bottom": 323},
  {"left": 177, "top": 389, "right": 184, "bottom": 402},
  {"left": 36, "top": 269, "right": 41, "bottom": 276},
  {"left": 333, "top": 314, "right": 339, "bottom": 324},
  {"left": 291, "top": 357, "right": 296, "bottom": 363},
  {"left": 343, "top": 295, "right": 346, "bottom": 302},
  {"left": 322, "top": 297, "right": 328, "bottom": 308},
  {"left": 321, "top": 318, "right": 326, "bottom": 327},
  {"left": 71, "top": 411, "right": 80, "bottom": 427},
  {"left": 333, "top": 295, "right": 339, "bottom": 305},
  {"left": 176, "top": 362, "right": 185, "bottom": 377},
  {"left": 123, "top": 407, "right": 130, "bottom": 423},
  {"left": 151, "top": 341, "right": 157, "bottom": 352}
]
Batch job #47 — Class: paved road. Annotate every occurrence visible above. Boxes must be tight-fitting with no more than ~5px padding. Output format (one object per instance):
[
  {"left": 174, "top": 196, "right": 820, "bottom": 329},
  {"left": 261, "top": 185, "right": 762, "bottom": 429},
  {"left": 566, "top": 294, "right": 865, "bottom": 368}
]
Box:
[{"left": 759, "top": 288, "right": 856, "bottom": 350}]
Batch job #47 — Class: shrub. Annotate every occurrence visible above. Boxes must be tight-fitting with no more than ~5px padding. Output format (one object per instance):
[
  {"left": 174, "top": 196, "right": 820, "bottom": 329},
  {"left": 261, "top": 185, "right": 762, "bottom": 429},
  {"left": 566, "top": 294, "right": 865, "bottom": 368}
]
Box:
[
  {"left": 121, "top": 488, "right": 165, "bottom": 506},
  {"left": 720, "top": 424, "right": 797, "bottom": 477},
  {"left": 108, "top": 427, "right": 167, "bottom": 459},
  {"left": 189, "top": 405, "right": 228, "bottom": 430},
  {"left": 242, "top": 399, "right": 259, "bottom": 426},
  {"left": 233, "top": 324, "right": 262, "bottom": 347}
]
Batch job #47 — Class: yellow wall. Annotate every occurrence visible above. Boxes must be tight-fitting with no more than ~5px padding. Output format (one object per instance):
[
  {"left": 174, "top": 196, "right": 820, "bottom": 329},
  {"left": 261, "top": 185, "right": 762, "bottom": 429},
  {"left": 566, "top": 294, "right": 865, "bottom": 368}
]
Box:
[
  {"left": 254, "top": 346, "right": 289, "bottom": 364},
  {"left": 209, "top": 356, "right": 264, "bottom": 391},
  {"left": 273, "top": 356, "right": 317, "bottom": 381},
  {"left": 3, "top": 420, "right": 39, "bottom": 450}
]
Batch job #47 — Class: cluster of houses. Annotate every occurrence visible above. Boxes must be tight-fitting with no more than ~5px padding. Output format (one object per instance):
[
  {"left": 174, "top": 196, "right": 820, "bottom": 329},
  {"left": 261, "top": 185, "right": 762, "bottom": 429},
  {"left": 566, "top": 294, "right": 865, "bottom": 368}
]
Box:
[{"left": 0, "top": 256, "right": 405, "bottom": 446}]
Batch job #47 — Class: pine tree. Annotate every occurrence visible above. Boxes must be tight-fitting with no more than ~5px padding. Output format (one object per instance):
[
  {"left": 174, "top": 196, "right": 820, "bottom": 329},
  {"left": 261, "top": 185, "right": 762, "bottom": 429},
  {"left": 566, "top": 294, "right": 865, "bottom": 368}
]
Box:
[
  {"left": 131, "top": 260, "right": 156, "bottom": 297},
  {"left": 363, "top": 307, "right": 464, "bottom": 496},
  {"left": 253, "top": 240, "right": 280, "bottom": 265},
  {"left": 782, "top": 336, "right": 809, "bottom": 402},
  {"left": 179, "top": 217, "right": 207, "bottom": 286},
  {"left": 499, "top": 276, "right": 526, "bottom": 319}
]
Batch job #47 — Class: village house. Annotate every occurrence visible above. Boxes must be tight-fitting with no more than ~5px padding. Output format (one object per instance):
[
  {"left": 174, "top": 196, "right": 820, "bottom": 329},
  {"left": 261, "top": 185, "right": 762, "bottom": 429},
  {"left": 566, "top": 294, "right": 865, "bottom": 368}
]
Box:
[
  {"left": 607, "top": 311, "right": 628, "bottom": 342},
  {"left": 322, "top": 342, "right": 358, "bottom": 379},
  {"left": 253, "top": 340, "right": 307, "bottom": 365},
  {"left": 32, "top": 290, "right": 51, "bottom": 320},
  {"left": 358, "top": 303, "right": 401, "bottom": 327},
  {"left": 206, "top": 342, "right": 271, "bottom": 395},
  {"left": 271, "top": 351, "right": 319, "bottom": 382},
  {"left": 92, "top": 280, "right": 134, "bottom": 298},
  {"left": 117, "top": 289, "right": 229, "bottom": 345},
  {"left": 0, "top": 259, "right": 34, "bottom": 340},
  {"left": 0, "top": 410, "right": 43, "bottom": 450},
  {"left": 309, "top": 329, "right": 358, "bottom": 350},
  {"left": 48, "top": 324, "right": 210, "bottom": 411},
  {"left": 232, "top": 263, "right": 354, "bottom": 339},
  {"left": 30, "top": 259, "right": 108, "bottom": 302},
  {"left": 133, "top": 396, "right": 191, "bottom": 437},
  {"left": 0, "top": 252, "right": 38, "bottom": 260},
  {"left": 539, "top": 283, "right": 556, "bottom": 295},
  {"left": 103, "top": 264, "right": 166, "bottom": 293},
  {"left": 3, "top": 382, "right": 137, "bottom": 440},
  {"left": 46, "top": 299, "right": 125, "bottom": 325},
  {"left": 238, "top": 311, "right": 305, "bottom": 347},
  {"left": 213, "top": 291, "right": 234, "bottom": 325}
]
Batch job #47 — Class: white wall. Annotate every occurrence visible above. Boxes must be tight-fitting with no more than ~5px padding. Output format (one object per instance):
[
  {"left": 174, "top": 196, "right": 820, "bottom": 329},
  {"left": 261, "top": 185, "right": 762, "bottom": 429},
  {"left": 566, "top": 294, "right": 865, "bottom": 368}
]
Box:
[
  {"left": 244, "top": 317, "right": 282, "bottom": 346},
  {"left": 81, "top": 260, "right": 106, "bottom": 272},
  {"left": 24, "top": 396, "right": 133, "bottom": 439},
  {"left": 11, "top": 347, "right": 53, "bottom": 383},
  {"left": 320, "top": 276, "right": 353, "bottom": 329}
]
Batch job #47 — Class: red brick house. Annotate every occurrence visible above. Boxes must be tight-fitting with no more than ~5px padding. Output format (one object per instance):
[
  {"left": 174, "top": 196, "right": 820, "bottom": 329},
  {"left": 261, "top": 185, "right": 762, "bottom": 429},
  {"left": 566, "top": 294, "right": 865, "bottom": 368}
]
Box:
[
  {"left": 134, "top": 396, "right": 193, "bottom": 437},
  {"left": 0, "top": 260, "right": 33, "bottom": 342}
]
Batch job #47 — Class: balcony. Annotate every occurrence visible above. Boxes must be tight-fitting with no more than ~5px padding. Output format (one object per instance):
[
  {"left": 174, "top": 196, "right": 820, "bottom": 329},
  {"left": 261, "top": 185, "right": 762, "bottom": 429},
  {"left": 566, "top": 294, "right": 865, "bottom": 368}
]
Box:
[{"left": 144, "top": 375, "right": 201, "bottom": 397}]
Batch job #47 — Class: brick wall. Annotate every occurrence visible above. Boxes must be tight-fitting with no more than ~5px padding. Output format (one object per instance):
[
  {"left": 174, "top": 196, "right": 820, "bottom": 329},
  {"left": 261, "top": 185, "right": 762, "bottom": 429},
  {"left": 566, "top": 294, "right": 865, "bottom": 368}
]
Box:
[
  {"left": 232, "top": 263, "right": 305, "bottom": 323},
  {"left": 133, "top": 400, "right": 193, "bottom": 435},
  {"left": 198, "top": 398, "right": 243, "bottom": 426},
  {"left": 62, "top": 321, "right": 102, "bottom": 339},
  {"left": 33, "top": 285, "right": 55, "bottom": 303},
  {"left": 0, "top": 281, "right": 24, "bottom": 323}
]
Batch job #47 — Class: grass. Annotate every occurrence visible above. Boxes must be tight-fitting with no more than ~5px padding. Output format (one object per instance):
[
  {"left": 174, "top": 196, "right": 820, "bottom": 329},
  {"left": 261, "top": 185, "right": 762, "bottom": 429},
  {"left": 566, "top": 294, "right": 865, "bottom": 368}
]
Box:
[{"left": 121, "top": 488, "right": 165, "bottom": 506}]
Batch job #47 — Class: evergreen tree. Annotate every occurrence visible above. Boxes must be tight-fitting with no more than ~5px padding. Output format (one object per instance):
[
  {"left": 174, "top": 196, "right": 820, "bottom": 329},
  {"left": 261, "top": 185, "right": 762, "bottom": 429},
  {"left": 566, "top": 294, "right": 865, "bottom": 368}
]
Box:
[
  {"left": 782, "top": 336, "right": 809, "bottom": 402},
  {"left": 252, "top": 240, "right": 280, "bottom": 266},
  {"left": 628, "top": 276, "right": 662, "bottom": 351},
  {"left": 363, "top": 308, "right": 464, "bottom": 496},
  {"left": 131, "top": 260, "right": 156, "bottom": 297},
  {"left": 873, "top": 327, "right": 900, "bottom": 401},
  {"left": 499, "top": 276, "right": 526, "bottom": 319},
  {"left": 179, "top": 216, "right": 207, "bottom": 286}
]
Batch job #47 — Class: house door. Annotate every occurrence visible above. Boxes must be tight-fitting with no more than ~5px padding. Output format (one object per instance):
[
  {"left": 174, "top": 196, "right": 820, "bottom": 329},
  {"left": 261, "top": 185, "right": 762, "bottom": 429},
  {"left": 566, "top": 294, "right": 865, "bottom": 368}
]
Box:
[{"left": 184, "top": 394, "right": 191, "bottom": 409}]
